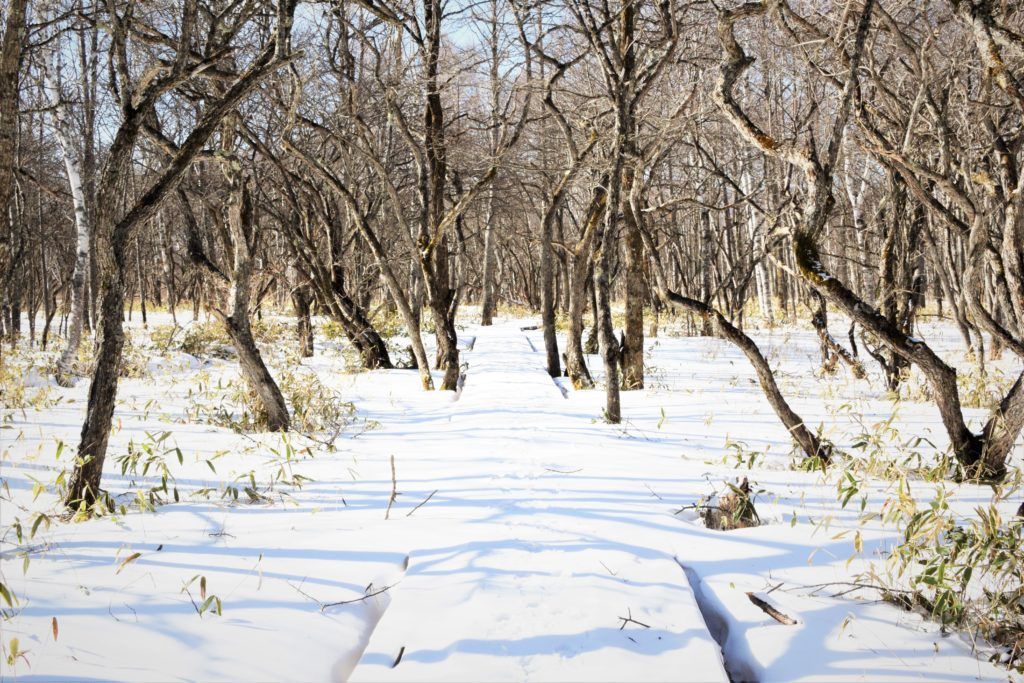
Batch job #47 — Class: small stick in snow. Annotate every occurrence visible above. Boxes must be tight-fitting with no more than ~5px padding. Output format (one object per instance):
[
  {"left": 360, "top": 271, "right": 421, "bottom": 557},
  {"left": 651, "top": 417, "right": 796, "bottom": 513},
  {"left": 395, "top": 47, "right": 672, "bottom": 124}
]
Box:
[
  {"left": 545, "top": 467, "right": 582, "bottom": 474},
  {"left": 406, "top": 489, "right": 438, "bottom": 517},
  {"left": 392, "top": 646, "right": 405, "bottom": 668},
  {"left": 287, "top": 579, "right": 322, "bottom": 606},
  {"left": 321, "top": 582, "right": 397, "bottom": 611},
  {"left": 746, "top": 592, "right": 797, "bottom": 625},
  {"left": 618, "top": 608, "right": 651, "bottom": 630},
  {"left": 385, "top": 455, "right": 398, "bottom": 520},
  {"left": 643, "top": 483, "right": 663, "bottom": 500}
]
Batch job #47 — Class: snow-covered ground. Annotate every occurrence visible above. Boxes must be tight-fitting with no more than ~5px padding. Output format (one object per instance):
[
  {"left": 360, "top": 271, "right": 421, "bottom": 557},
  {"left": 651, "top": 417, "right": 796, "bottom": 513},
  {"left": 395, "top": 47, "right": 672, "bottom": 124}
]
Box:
[{"left": 1, "top": 311, "right": 1021, "bottom": 681}]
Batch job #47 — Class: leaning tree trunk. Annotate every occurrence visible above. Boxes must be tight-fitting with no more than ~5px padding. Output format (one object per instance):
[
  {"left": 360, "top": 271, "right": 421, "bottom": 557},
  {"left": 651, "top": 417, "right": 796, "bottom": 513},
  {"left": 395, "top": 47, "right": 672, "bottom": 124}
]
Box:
[
  {"left": 632, "top": 193, "right": 832, "bottom": 462},
  {"left": 64, "top": 228, "right": 126, "bottom": 509},
  {"left": 216, "top": 179, "right": 289, "bottom": 432},
  {"left": 181, "top": 168, "right": 291, "bottom": 433},
  {"left": 329, "top": 274, "right": 393, "bottom": 370}
]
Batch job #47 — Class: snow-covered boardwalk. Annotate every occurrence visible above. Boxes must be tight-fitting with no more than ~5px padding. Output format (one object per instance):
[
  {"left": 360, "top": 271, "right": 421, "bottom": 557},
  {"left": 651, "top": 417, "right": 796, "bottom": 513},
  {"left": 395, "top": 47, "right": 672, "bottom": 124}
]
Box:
[{"left": 350, "top": 324, "right": 727, "bottom": 681}]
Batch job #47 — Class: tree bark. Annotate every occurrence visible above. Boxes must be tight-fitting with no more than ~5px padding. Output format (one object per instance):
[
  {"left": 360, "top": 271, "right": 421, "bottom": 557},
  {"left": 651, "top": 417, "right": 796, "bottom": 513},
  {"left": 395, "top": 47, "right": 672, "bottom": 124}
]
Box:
[
  {"left": 621, "top": 164, "right": 645, "bottom": 390},
  {"left": 44, "top": 50, "right": 92, "bottom": 386}
]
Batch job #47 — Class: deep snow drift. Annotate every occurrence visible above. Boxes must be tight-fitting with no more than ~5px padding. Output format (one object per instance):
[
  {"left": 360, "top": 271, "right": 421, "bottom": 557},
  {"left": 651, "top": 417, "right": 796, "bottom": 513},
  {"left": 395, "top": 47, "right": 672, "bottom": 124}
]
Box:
[{"left": 0, "top": 312, "right": 1020, "bottom": 681}]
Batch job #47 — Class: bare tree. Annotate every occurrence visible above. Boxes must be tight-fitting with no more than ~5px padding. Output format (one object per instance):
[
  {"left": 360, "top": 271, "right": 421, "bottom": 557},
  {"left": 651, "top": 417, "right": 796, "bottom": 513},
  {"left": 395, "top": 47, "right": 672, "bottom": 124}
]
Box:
[{"left": 64, "top": 0, "right": 300, "bottom": 509}]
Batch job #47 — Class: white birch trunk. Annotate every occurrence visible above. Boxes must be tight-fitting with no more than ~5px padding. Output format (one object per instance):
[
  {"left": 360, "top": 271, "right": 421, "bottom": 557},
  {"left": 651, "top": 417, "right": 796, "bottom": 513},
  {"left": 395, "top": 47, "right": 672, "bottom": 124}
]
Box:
[
  {"left": 44, "top": 48, "right": 91, "bottom": 386},
  {"left": 741, "top": 170, "right": 772, "bottom": 323}
]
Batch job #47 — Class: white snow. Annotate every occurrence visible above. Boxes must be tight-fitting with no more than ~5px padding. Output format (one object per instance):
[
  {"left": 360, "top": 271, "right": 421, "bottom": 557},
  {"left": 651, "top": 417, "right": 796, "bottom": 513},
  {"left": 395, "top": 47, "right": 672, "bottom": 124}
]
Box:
[{"left": 1, "top": 312, "right": 1020, "bottom": 681}]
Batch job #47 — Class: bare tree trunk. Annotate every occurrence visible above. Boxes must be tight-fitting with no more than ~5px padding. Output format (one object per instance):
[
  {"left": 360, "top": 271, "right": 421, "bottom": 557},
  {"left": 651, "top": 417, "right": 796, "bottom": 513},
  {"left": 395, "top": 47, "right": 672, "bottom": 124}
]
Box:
[
  {"left": 564, "top": 187, "right": 605, "bottom": 388},
  {"left": 480, "top": 0, "right": 501, "bottom": 327},
  {"left": 45, "top": 50, "right": 92, "bottom": 386},
  {"left": 741, "top": 170, "right": 772, "bottom": 323},
  {"left": 0, "top": 0, "right": 29, "bottom": 296},
  {"left": 216, "top": 178, "right": 289, "bottom": 431},
  {"left": 284, "top": 140, "right": 429, "bottom": 385},
  {"left": 633, "top": 192, "right": 832, "bottom": 462},
  {"left": 64, "top": 14, "right": 299, "bottom": 508},
  {"left": 65, "top": 245, "right": 126, "bottom": 509},
  {"left": 292, "top": 281, "right": 314, "bottom": 357},
  {"left": 540, "top": 210, "right": 560, "bottom": 377},
  {"left": 621, "top": 164, "right": 645, "bottom": 390},
  {"left": 698, "top": 207, "right": 714, "bottom": 336},
  {"left": 135, "top": 236, "right": 147, "bottom": 328},
  {"left": 159, "top": 212, "right": 177, "bottom": 323}
]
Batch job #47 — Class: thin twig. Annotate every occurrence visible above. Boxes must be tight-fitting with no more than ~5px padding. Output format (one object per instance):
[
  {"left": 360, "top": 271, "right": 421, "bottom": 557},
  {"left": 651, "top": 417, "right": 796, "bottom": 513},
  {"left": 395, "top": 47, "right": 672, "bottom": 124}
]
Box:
[
  {"left": 618, "top": 608, "right": 651, "bottom": 630},
  {"left": 385, "top": 455, "right": 397, "bottom": 520},
  {"left": 287, "top": 579, "right": 322, "bottom": 606},
  {"left": 406, "top": 489, "right": 437, "bottom": 517},
  {"left": 643, "top": 483, "right": 663, "bottom": 500},
  {"left": 321, "top": 582, "right": 398, "bottom": 611},
  {"left": 545, "top": 467, "right": 583, "bottom": 474}
]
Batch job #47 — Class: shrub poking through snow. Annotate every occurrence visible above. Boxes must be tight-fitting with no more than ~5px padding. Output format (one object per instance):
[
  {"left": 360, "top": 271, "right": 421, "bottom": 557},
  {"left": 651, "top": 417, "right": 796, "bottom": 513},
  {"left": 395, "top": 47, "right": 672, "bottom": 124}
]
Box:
[
  {"left": 186, "top": 365, "right": 359, "bottom": 439},
  {"left": 179, "top": 322, "right": 235, "bottom": 360},
  {"left": 865, "top": 472, "right": 1024, "bottom": 672},
  {"left": 700, "top": 477, "right": 761, "bottom": 531}
]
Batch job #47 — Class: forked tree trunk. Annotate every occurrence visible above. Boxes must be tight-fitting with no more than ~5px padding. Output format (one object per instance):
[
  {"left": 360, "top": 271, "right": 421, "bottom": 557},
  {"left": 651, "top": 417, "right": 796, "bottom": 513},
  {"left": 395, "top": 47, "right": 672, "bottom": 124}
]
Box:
[
  {"left": 566, "top": 181, "right": 606, "bottom": 390},
  {"left": 811, "top": 292, "right": 865, "bottom": 379},
  {"left": 430, "top": 296, "right": 461, "bottom": 390},
  {"left": 215, "top": 178, "right": 290, "bottom": 432},
  {"left": 565, "top": 274, "right": 593, "bottom": 388}
]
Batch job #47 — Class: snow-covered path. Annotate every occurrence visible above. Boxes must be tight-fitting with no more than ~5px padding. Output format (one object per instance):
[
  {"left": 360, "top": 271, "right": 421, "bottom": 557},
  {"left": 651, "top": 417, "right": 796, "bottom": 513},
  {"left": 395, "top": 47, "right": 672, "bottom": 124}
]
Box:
[{"left": 350, "top": 323, "right": 727, "bottom": 681}]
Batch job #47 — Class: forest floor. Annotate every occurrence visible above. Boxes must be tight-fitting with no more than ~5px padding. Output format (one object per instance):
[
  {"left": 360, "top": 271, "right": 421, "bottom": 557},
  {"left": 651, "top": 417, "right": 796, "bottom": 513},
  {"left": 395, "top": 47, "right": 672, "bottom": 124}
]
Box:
[{"left": 0, "top": 310, "right": 1021, "bottom": 681}]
